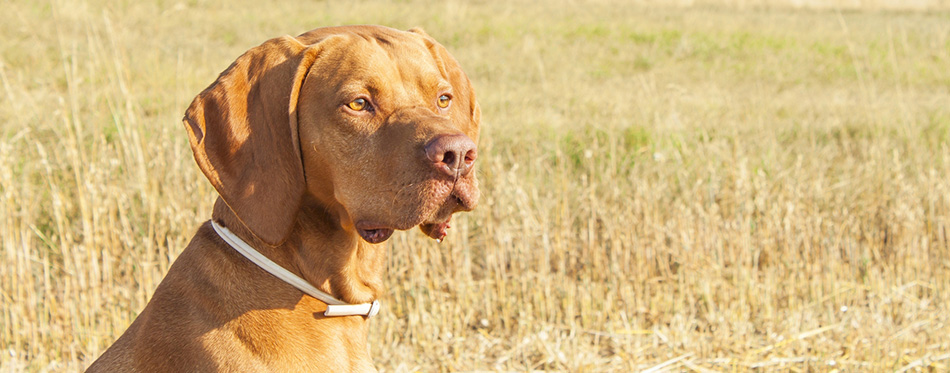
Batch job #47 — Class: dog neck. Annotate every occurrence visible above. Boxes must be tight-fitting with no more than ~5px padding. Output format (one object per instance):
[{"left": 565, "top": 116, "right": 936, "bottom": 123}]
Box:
[{"left": 211, "top": 197, "right": 386, "bottom": 307}]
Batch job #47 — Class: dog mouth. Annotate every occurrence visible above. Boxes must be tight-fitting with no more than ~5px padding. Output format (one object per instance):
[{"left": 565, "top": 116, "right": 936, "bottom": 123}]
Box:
[
  {"left": 356, "top": 184, "right": 477, "bottom": 244},
  {"left": 355, "top": 212, "right": 452, "bottom": 244},
  {"left": 356, "top": 219, "right": 449, "bottom": 244}
]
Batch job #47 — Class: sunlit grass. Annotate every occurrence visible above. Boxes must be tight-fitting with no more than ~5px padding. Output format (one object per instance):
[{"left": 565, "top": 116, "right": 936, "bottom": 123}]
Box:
[{"left": 2, "top": 0, "right": 949, "bottom": 371}]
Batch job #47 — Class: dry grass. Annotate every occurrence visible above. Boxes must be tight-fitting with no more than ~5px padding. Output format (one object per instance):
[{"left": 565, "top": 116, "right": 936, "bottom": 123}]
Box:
[{"left": 2, "top": 0, "right": 950, "bottom": 371}]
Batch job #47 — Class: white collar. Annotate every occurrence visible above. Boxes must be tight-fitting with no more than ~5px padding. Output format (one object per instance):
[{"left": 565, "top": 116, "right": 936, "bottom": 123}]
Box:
[{"left": 211, "top": 221, "right": 380, "bottom": 318}]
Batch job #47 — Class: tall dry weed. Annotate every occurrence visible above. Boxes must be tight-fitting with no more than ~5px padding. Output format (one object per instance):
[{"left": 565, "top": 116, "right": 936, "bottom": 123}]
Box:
[{"left": 2, "top": 0, "right": 948, "bottom": 371}]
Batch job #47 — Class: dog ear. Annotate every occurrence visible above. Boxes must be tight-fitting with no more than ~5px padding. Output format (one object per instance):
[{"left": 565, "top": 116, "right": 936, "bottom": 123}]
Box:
[{"left": 183, "top": 36, "right": 320, "bottom": 246}]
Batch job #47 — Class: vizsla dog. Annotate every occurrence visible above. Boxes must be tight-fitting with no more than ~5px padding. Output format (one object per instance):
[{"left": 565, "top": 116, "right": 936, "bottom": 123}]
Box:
[{"left": 87, "top": 25, "right": 480, "bottom": 372}]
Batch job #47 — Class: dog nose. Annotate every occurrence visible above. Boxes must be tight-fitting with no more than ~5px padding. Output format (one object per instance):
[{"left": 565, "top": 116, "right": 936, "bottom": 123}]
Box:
[{"left": 424, "top": 134, "right": 477, "bottom": 177}]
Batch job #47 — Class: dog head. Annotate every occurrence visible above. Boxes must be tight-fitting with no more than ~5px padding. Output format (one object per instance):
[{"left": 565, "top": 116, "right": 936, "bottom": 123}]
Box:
[{"left": 183, "top": 26, "right": 480, "bottom": 246}]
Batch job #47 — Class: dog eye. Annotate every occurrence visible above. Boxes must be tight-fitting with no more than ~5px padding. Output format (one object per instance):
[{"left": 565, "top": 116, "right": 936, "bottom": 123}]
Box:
[
  {"left": 437, "top": 94, "right": 451, "bottom": 109},
  {"left": 347, "top": 98, "right": 368, "bottom": 111}
]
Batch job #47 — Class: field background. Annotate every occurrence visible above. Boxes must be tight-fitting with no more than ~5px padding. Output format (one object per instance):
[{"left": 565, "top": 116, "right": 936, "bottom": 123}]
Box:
[{"left": 2, "top": 0, "right": 950, "bottom": 371}]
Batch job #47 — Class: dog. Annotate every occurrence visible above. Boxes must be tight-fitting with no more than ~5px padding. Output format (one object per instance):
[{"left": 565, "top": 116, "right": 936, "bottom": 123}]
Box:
[{"left": 87, "top": 25, "right": 480, "bottom": 372}]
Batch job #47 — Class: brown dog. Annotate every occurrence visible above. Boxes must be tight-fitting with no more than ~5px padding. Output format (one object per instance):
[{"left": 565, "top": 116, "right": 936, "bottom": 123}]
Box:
[{"left": 87, "top": 25, "right": 480, "bottom": 372}]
